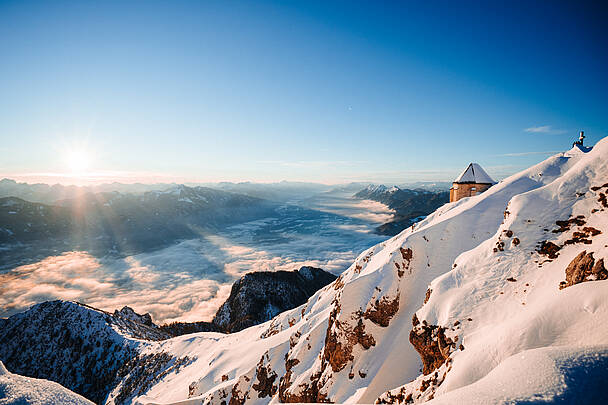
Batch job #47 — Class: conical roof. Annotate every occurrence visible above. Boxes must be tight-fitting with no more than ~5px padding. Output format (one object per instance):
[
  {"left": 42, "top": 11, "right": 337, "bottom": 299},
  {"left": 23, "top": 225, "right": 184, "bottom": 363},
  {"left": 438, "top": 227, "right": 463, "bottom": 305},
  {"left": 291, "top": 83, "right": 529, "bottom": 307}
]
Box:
[{"left": 453, "top": 163, "right": 495, "bottom": 184}]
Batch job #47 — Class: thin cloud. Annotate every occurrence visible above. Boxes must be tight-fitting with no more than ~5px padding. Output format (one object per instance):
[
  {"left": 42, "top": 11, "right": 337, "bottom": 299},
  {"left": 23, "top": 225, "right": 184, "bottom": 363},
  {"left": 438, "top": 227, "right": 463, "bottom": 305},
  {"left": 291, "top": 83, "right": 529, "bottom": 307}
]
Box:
[
  {"left": 497, "top": 151, "right": 561, "bottom": 157},
  {"left": 524, "top": 125, "right": 566, "bottom": 134}
]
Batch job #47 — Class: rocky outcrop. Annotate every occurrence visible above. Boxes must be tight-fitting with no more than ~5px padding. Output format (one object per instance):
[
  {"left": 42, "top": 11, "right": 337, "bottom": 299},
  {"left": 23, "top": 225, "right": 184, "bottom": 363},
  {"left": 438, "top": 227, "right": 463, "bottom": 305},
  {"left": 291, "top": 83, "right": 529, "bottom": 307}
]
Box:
[
  {"left": 114, "top": 306, "right": 153, "bottom": 327},
  {"left": 363, "top": 296, "right": 400, "bottom": 327},
  {"left": 537, "top": 241, "right": 561, "bottom": 259},
  {"left": 560, "top": 251, "right": 607, "bottom": 289},
  {"left": 409, "top": 315, "right": 456, "bottom": 375},
  {"left": 213, "top": 267, "right": 336, "bottom": 333}
]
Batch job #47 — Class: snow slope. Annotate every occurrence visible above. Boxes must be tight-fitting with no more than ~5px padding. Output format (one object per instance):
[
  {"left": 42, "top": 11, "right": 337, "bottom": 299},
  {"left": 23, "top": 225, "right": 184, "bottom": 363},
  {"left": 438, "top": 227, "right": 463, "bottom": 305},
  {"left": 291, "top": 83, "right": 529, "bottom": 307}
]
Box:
[
  {"left": 112, "top": 138, "right": 607, "bottom": 404},
  {"left": 0, "top": 361, "right": 93, "bottom": 405}
]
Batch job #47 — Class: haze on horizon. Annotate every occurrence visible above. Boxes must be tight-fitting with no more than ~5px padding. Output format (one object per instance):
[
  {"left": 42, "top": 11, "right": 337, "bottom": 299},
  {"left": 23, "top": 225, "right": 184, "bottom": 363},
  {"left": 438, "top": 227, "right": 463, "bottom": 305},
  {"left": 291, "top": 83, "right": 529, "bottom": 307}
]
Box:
[{"left": 1, "top": 1, "right": 606, "bottom": 186}]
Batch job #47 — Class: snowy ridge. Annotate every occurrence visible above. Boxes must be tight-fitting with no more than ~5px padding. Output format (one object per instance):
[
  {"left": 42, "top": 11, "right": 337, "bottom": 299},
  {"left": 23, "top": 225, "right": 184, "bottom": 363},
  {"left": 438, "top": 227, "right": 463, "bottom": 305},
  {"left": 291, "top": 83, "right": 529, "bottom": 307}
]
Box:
[
  {"left": 0, "top": 300, "right": 165, "bottom": 404},
  {"left": 0, "top": 361, "right": 94, "bottom": 405},
  {"left": 117, "top": 138, "right": 608, "bottom": 404}
]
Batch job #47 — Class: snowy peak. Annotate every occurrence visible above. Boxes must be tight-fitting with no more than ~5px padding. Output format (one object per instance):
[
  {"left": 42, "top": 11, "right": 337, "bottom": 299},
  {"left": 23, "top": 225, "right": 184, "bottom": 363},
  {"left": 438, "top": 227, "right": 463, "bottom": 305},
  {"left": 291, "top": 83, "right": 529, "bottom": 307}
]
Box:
[{"left": 364, "top": 184, "right": 390, "bottom": 194}]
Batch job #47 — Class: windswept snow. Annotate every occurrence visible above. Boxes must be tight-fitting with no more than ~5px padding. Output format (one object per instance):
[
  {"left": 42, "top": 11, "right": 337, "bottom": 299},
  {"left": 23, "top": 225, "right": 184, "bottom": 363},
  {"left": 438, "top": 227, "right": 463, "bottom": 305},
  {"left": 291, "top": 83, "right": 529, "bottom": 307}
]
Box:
[{"left": 0, "top": 361, "right": 93, "bottom": 405}]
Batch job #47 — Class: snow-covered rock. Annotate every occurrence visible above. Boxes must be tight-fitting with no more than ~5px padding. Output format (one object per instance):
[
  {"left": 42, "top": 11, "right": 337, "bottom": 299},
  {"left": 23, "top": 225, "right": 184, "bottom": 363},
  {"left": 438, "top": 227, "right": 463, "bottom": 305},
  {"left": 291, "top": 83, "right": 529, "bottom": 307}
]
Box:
[
  {"left": 0, "top": 301, "right": 167, "bottom": 403},
  {"left": 117, "top": 137, "right": 607, "bottom": 405},
  {"left": 0, "top": 361, "right": 94, "bottom": 405}
]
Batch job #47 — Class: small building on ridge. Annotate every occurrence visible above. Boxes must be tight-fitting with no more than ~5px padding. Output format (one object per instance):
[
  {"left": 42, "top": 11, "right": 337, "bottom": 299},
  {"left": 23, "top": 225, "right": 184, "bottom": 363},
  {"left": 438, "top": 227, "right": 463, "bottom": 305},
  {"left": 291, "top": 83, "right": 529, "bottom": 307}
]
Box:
[{"left": 450, "top": 163, "right": 495, "bottom": 202}]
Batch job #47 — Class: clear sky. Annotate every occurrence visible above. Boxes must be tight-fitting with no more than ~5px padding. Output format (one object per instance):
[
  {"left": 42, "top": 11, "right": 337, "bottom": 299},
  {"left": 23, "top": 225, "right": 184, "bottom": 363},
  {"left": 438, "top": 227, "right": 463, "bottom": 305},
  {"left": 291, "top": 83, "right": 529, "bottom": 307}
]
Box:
[{"left": 1, "top": 0, "right": 606, "bottom": 185}]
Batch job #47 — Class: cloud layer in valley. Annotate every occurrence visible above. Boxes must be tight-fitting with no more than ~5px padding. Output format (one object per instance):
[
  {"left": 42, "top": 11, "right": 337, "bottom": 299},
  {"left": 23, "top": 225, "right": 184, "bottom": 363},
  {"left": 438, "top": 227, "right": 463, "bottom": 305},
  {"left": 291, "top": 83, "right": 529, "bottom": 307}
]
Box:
[{"left": 0, "top": 195, "right": 390, "bottom": 324}]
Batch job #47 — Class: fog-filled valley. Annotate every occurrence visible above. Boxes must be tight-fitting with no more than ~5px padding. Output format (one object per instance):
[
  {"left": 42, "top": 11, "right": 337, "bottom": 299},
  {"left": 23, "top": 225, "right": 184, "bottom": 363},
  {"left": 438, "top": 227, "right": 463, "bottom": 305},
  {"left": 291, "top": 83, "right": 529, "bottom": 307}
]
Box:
[{"left": 2, "top": 180, "right": 436, "bottom": 323}]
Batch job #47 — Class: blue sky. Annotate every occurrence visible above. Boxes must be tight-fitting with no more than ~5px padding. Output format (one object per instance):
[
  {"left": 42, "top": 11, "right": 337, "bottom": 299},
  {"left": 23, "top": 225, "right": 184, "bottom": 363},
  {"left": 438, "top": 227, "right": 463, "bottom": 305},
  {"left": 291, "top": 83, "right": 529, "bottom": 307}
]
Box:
[{"left": 0, "top": 0, "right": 606, "bottom": 184}]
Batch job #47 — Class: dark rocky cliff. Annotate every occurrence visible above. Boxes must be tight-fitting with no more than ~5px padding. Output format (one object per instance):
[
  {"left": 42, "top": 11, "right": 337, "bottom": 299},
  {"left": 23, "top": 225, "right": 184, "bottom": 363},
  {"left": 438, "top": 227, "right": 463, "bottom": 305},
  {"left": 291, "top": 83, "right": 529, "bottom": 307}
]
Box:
[{"left": 213, "top": 266, "right": 337, "bottom": 333}]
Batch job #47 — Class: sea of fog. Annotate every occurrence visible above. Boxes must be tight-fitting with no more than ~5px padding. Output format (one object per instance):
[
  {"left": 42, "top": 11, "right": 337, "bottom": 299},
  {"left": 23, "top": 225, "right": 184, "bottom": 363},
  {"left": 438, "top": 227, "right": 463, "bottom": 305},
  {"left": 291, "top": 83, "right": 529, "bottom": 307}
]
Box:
[{"left": 0, "top": 192, "right": 393, "bottom": 324}]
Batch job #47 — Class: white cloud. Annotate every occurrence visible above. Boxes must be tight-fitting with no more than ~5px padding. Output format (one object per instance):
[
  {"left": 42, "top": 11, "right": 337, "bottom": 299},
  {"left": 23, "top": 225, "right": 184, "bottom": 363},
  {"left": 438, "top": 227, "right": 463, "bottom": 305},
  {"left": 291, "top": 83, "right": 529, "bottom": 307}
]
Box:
[
  {"left": 497, "top": 151, "right": 562, "bottom": 157},
  {"left": 524, "top": 125, "right": 566, "bottom": 134}
]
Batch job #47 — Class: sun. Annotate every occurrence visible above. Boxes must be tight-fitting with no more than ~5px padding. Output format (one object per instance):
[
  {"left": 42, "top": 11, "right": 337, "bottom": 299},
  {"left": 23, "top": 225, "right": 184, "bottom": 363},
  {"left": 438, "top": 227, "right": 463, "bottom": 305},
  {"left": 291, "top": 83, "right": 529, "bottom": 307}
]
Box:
[{"left": 66, "top": 149, "right": 90, "bottom": 174}]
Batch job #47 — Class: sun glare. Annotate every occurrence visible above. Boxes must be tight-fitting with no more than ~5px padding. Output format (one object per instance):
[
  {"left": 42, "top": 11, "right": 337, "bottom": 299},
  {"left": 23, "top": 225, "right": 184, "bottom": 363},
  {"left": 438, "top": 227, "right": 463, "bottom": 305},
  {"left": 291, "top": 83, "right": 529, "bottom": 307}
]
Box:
[{"left": 66, "top": 149, "right": 90, "bottom": 174}]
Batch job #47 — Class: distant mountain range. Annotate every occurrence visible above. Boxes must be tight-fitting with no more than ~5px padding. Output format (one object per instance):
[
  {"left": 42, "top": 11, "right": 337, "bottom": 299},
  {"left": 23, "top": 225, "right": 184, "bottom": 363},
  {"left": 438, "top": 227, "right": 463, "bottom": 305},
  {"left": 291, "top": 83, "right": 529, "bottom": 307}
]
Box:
[
  {"left": 0, "top": 178, "right": 369, "bottom": 205},
  {"left": 0, "top": 185, "right": 277, "bottom": 268},
  {"left": 354, "top": 184, "right": 450, "bottom": 235},
  {"left": 0, "top": 178, "right": 176, "bottom": 204}
]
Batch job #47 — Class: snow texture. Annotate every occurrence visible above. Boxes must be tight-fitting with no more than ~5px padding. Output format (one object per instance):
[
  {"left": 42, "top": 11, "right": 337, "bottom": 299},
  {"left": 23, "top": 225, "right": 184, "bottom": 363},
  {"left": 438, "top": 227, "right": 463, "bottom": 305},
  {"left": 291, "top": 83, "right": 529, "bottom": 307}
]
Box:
[{"left": 0, "top": 361, "right": 93, "bottom": 405}]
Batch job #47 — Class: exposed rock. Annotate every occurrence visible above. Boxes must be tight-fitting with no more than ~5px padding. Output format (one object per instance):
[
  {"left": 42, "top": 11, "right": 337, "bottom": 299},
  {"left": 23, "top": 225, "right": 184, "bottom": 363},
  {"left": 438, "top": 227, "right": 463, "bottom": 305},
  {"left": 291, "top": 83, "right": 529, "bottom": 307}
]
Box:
[
  {"left": 278, "top": 370, "right": 329, "bottom": 403},
  {"left": 399, "top": 247, "right": 413, "bottom": 262},
  {"left": 537, "top": 241, "right": 561, "bottom": 259},
  {"left": 251, "top": 358, "right": 278, "bottom": 398},
  {"left": 409, "top": 318, "right": 455, "bottom": 375},
  {"left": 213, "top": 267, "right": 336, "bottom": 333},
  {"left": 552, "top": 216, "right": 586, "bottom": 233},
  {"left": 583, "top": 227, "right": 602, "bottom": 236},
  {"left": 375, "top": 361, "right": 452, "bottom": 404},
  {"left": 560, "top": 251, "right": 608, "bottom": 289},
  {"left": 363, "top": 295, "right": 400, "bottom": 327},
  {"left": 424, "top": 288, "right": 432, "bottom": 304},
  {"left": 114, "top": 306, "right": 153, "bottom": 327},
  {"left": 590, "top": 183, "right": 608, "bottom": 191},
  {"left": 324, "top": 315, "right": 376, "bottom": 373},
  {"left": 229, "top": 383, "right": 248, "bottom": 405}
]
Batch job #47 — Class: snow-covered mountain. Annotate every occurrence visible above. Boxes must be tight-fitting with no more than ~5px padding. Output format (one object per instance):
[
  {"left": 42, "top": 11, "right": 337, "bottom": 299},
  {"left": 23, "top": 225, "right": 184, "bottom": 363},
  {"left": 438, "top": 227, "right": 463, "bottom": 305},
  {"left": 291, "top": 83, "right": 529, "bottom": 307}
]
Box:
[
  {"left": 0, "top": 301, "right": 171, "bottom": 403},
  {"left": 354, "top": 185, "right": 449, "bottom": 235},
  {"left": 100, "top": 139, "right": 607, "bottom": 404}
]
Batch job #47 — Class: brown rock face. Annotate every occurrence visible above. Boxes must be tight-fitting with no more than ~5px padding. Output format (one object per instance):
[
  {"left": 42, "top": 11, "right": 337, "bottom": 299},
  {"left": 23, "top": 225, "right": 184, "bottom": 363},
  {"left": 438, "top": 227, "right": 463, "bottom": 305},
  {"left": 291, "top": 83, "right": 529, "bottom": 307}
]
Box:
[
  {"left": 324, "top": 317, "right": 376, "bottom": 373},
  {"left": 251, "top": 358, "right": 278, "bottom": 398},
  {"left": 537, "top": 241, "right": 561, "bottom": 259},
  {"left": 409, "top": 322, "right": 454, "bottom": 375},
  {"left": 424, "top": 288, "right": 432, "bottom": 304},
  {"left": 229, "top": 384, "right": 248, "bottom": 405},
  {"left": 363, "top": 295, "right": 400, "bottom": 327},
  {"left": 553, "top": 216, "right": 586, "bottom": 233},
  {"left": 397, "top": 247, "right": 413, "bottom": 277},
  {"left": 278, "top": 372, "right": 330, "bottom": 403},
  {"left": 399, "top": 247, "right": 413, "bottom": 262},
  {"left": 560, "top": 251, "right": 608, "bottom": 289}
]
